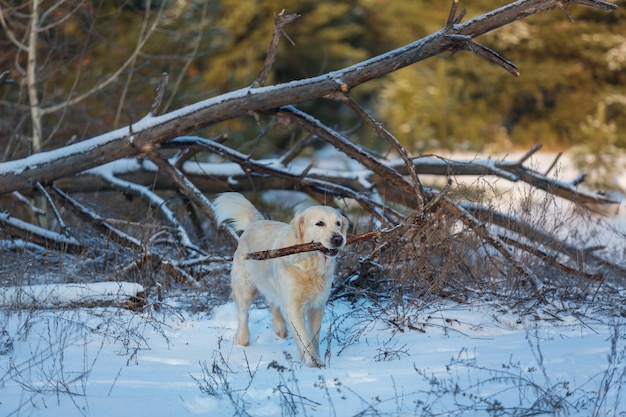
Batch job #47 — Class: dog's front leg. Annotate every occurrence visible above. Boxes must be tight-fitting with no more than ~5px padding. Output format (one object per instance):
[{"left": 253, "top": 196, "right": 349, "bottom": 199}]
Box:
[
  {"left": 308, "top": 307, "right": 324, "bottom": 359},
  {"left": 285, "top": 303, "right": 322, "bottom": 367}
]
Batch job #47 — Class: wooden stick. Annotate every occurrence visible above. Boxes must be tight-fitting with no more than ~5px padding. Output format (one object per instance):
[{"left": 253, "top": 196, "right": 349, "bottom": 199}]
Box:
[{"left": 245, "top": 228, "right": 396, "bottom": 260}]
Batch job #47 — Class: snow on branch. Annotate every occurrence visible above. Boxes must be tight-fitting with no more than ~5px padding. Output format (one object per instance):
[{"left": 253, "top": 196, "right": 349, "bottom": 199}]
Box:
[
  {"left": 0, "top": 0, "right": 617, "bottom": 195},
  {"left": 0, "top": 0, "right": 621, "bottom": 295},
  {"left": 0, "top": 211, "right": 82, "bottom": 253},
  {"left": 0, "top": 282, "right": 145, "bottom": 309}
]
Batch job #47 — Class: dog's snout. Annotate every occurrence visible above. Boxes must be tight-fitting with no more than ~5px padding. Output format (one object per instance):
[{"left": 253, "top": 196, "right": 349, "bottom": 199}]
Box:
[{"left": 331, "top": 234, "right": 344, "bottom": 248}]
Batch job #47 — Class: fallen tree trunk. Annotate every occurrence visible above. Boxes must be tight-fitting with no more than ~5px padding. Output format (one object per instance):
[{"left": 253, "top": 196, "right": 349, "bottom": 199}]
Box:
[
  {"left": 38, "top": 144, "right": 613, "bottom": 208},
  {"left": 0, "top": 0, "right": 616, "bottom": 195},
  {"left": 0, "top": 282, "right": 145, "bottom": 310},
  {"left": 0, "top": 0, "right": 621, "bottom": 300}
]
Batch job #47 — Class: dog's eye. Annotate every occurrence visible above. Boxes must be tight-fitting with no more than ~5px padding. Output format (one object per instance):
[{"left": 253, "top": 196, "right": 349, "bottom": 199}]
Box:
[
  {"left": 336, "top": 221, "right": 341, "bottom": 226},
  {"left": 315, "top": 221, "right": 325, "bottom": 227}
]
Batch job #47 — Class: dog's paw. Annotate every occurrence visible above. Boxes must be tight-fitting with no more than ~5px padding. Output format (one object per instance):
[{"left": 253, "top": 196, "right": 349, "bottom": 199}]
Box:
[
  {"left": 304, "top": 355, "right": 324, "bottom": 368},
  {"left": 273, "top": 323, "right": 288, "bottom": 339},
  {"left": 235, "top": 332, "right": 250, "bottom": 346}
]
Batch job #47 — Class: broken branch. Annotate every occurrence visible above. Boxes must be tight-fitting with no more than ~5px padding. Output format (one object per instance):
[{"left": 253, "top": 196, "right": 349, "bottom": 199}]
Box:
[{"left": 245, "top": 228, "right": 400, "bottom": 260}]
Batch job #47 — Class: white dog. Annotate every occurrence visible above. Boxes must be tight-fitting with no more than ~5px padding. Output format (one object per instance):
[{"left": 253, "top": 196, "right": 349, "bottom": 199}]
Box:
[{"left": 213, "top": 193, "right": 348, "bottom": 367}]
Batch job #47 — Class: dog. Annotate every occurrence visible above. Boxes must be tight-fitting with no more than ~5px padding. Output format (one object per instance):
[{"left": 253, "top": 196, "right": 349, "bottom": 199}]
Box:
[{"left": 213, "top": 192, "right": 348, "bottom": 367}]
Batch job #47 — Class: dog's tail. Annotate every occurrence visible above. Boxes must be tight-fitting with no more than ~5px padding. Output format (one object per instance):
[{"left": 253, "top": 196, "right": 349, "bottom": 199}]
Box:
[{"left": 213, "top": 192, "right": 264, "bottom": 232}]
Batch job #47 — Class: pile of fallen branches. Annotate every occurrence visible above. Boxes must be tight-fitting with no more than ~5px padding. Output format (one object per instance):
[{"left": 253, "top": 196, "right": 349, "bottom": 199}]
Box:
[{"left": 0, "top": 0, "right": 623, "bottom": 306}]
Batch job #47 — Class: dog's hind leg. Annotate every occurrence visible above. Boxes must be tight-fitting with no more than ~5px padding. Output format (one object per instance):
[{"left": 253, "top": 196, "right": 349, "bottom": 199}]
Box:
[
  {"left": 231, "top": 267, "right": 256, "bottom": 346},
  {"left": 270, "top": 303, "right": 287, "bottom": 339}
]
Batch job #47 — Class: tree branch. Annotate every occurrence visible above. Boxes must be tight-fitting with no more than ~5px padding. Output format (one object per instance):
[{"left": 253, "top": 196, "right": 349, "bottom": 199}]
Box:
[
  {"left": 0, "top": 211, "right": 83, "bottom": 253},
  {"left": 92, "top": 164, "right": 202, "bottom": 252},
  {"left": 146, "top": 151, "right": 239, "bottom": 245},
  {"left": 245, "top": 228, "right": 399, "bottom": 260},
  {"left": 163, "top": 136, "right": 403, "bottom": 226},
  {"left": 149, "top": 72, "right": 169, "bottom": 117},
  {"left": 252, "top": 9, "right": 300, "bottom": 88},
  {"left": 1, "top": 0, "right": 616, "bottom": 195},
  {"left": 329, "top": 93, "right": 428, "bottom": 209}
]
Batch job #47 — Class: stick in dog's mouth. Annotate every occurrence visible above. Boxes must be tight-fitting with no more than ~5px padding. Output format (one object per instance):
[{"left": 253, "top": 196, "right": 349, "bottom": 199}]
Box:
[
  {"left": 245, "top": 229, "right": 392, "bottom": 261},
  {"left": 319, "top": 247, "right": 339, "bottom": 257}
]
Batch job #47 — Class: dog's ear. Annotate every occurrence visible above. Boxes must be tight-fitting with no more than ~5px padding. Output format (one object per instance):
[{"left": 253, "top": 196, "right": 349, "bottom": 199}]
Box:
[
  {"left": 341, "top": 214, "right": 349, "bottom": 235},
  {"left": 292, "top": 212, "right": 306, "bottom": 243},
  {"left": 338, "top": 210, "right": 350, "bottom": 234}
]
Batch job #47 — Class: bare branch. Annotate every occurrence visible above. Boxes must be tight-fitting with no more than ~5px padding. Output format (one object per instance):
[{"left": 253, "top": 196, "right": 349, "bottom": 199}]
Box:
[
  {"left": 518, "top": 143, "right": 543, "bottom": 165},
  {"left": 572, "top": 173, "right": 587, "bottom": 186},
  {"left": 92, "top": 164, "right": 202, "bottom": 252},
  {"left": 0, "top": 70, "right": 13, "bottom": 89},
  {"left": 446, "top": 0, "right": 461, "bottom": 28},
  {"left": 149, "top": 72, "right": 169, "bottom": 117},
  {"left": 439, "top": 195, "right": 540, "bottom": 289},
  {"left": 329, "top": 93, "right": 428, "bottom": 209},
  {"left": 276, "top": 106, "right": 418, "bottom": 201},
  {"left": 146, "top": 150, "right": 239, "bottom": 245},
  {"left": 498, "top": 233, "right": 602, "bottom": 281},
  {"left": 461, "top": 38, "right": 520, "bottom": 77},
  {"left": 0, "top": 211, "right": 83, "bottom": 253},
  {"left": 11, "top": 191, "right": 46, "bottom": 215},
  {"left": 391, "top": 153, "right": 616, "bottom": 205},
  {"left": 570, "top": 0, "right": 617, "bottom": 11},
  {"left": 39, "top": 141, "right": 614, "bottom": 208},
  {"left": 464, "top": 202, "right": 626, "bottom": 278},
  {"left": 0, "top": 6, "right": 28, "bottom": 50},
  {"left": 163, "top": 136, "right": 403, "bottom": 225},
  {"left": 35, "top": 182, "right": 71, "bottom": 236},
  {"left": 27, "top": 0, "right": 43, "bottom": 153},
  {"left": 2, "top": 0, "right": 617, "bottom": 194},
  {"left": 557, "top": 1, "right": 576, "bottom": 22},
  {"left": 252, "top": 9, "right": 300, "bottom": 88},
  {"left": 52, "top": 185, "right": 144, "bottom": 251},
  {"left": 279, "top": 133, "right": 313, "bottom": 165},
  {"left": 544, "top": 152, "right": 563, "bottom": 176},
  {"left": 245, "top": 228, "right": 400, "bottom": 261},
  {"left": 39, "top": 5, "right": 164, "bottom": 116},
  {"left": 50, "top": 185, "right": 203, "bottom": 286}
]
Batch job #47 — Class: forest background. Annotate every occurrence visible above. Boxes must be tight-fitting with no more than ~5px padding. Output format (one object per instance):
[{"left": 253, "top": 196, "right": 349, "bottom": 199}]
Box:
[{"left": 1, "top": 0, "right": 625, "bottom": 180}]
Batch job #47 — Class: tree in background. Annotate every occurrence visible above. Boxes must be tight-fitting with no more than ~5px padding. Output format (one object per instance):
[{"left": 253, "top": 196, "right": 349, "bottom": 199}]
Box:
[
  {"left": 0, "top": 0, "right": 216, "bottom": 159},
  {"left": 372, "top": 1, "right": 625, "bottom": 152},
  {"left": 1, "top": 0, "right": 624, "bottom": 159},
  {"left": 571, "top": 100, "right": 624, "bottom": 194}
]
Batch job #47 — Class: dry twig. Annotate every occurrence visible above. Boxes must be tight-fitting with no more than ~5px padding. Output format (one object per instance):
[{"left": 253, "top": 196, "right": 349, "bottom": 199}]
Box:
[
  {"left": 252, "top": 9, "right": 300, "bottom": 88},
  {"left": 245, "top": 228, "right": 400, "bottom": 260}
]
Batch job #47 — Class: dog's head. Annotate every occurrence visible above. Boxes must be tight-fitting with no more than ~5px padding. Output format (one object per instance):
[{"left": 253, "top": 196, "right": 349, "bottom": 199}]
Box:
[{"left": 293, "top": 206, "right": 348, "bottom": 257}]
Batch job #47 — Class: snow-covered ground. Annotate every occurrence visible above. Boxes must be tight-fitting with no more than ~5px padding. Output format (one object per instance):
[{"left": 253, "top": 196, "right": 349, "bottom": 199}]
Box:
[
  {"left": 1, "top": 295, "right": 625, "bottom": 416},
  {"left": 1, "top": 150, "right": 625, "bottom": 416}
]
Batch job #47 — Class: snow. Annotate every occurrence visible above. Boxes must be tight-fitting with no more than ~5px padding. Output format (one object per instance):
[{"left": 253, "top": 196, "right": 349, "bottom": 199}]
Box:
[
  {"left": 0, "top": 212, "right": 81, "bottom": 247},
  {"left": 1, "top": 150, "right": 625, "bottom": 416},
  {"left": 1, "top": 298, "right": 624, "bottom": 416},
  {"left": 0, "top": 282, "right": 144, "bottom": 309}
]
